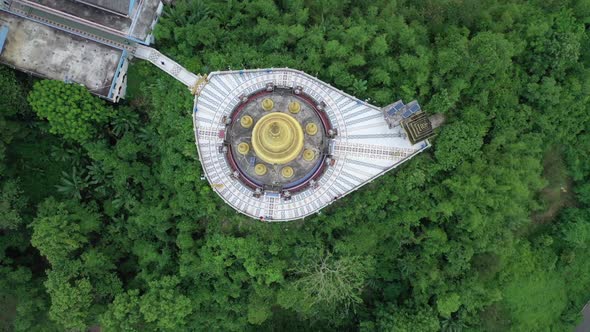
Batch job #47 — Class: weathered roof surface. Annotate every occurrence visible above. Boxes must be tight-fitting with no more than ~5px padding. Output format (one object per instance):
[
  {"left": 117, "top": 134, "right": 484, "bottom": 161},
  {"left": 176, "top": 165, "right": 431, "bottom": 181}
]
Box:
[
  {"left": 0, "top": 10, "right": 122, "bottom": 96},
  {"left": 193, "top": 68, "right": 431, "bottom": 221},
  {"left": 128, "top": 0, "right": 161, "bottom": 41},
  {"left": 74, "top": 0, "right": 132, "bottom": 15},
  {"left": 13, "top": 0, "right": 161, "bottom": 42}
]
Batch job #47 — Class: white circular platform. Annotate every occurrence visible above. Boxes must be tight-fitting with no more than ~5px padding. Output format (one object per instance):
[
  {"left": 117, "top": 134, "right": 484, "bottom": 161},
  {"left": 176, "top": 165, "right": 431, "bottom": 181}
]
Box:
[{"left": 193, "top": 68, "right": 430, "bottom": 221}]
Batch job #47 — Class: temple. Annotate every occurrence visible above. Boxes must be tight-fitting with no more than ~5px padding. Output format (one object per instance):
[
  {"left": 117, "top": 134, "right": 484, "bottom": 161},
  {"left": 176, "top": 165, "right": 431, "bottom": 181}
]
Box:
[{"left": 191, "top": 69, "right": 435, "bottom": 221}]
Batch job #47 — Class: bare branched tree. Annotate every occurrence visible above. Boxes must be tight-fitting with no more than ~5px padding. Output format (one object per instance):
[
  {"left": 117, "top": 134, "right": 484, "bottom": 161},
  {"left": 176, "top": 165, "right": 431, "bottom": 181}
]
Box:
[{"left": 293, "top": 252, "right": 369, "bottom": 313}]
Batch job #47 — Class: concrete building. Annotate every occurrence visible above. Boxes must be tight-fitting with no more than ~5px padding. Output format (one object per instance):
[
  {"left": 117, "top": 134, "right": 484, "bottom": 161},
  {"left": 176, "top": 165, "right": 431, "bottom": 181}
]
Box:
[{"left": 0, "top": 0, "right": 163, "bottom": 101}]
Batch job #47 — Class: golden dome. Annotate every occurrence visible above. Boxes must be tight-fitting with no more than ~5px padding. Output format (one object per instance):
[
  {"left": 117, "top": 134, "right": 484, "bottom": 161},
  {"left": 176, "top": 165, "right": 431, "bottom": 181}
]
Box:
[
  {"left": 237, "top": 142, "right": 250, "bottom": 155},
  {"left": 305, "top": 122, "right": 318, "bottom": 136},
  {"left": 251, "top": 112, "right": 304, "bottom": 165},
  {"left": 261, "top": 98, "right": 274, "bottom": 111},
  {"left": 254, "top": 163, "right": 267, "bottom": 176},
  {"left": 303, "top": 149, "right": 315, "bottom": 161},
  {"left": 288, "top": 101, "right": 301, "bottom": 114},
  {"left": 240, "top": 115, "right": 253, "bottom": 128},
  {"left": 281, "top": 166, "right": 294, "bottom": 178}
]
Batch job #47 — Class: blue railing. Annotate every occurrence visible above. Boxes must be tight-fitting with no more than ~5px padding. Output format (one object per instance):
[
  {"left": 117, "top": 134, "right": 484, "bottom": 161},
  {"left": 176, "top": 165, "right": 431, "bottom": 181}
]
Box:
[
  {"left": 0, "top": 25, "right": 9, "bottom": 54},
  {"left": 107, "top": 49, "right": 127, "bottom": 99},
  {"left": 128, "top": 0, "right": 136, "bottom": 16}
]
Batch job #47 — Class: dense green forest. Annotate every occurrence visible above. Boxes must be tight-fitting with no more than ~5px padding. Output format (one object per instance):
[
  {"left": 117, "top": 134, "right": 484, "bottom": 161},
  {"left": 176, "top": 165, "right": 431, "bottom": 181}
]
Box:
[{"left": 1, "top": 0, "right": 590, "bottom": 330}]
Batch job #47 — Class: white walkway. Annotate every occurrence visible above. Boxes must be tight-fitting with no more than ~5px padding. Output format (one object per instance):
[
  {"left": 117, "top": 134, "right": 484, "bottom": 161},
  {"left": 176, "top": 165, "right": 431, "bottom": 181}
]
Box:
[{"left": 134, "top": 45, "right": 200, "bottom": 88}]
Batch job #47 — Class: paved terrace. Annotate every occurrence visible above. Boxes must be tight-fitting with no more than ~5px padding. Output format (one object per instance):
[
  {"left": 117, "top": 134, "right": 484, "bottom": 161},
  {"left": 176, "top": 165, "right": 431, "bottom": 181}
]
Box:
[{"left": 0, "top": 10, "right": 123, "bottom": 96}]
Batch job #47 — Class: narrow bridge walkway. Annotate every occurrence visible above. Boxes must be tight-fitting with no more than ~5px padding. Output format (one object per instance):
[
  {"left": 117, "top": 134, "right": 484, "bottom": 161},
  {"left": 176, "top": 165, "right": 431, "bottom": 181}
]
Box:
[{"left": 134, "top": 45, "right": 201, "bottom": 89}]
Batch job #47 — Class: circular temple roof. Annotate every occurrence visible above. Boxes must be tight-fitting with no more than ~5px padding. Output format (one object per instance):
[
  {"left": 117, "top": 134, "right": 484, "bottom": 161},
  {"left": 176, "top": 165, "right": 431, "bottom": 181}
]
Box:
[{"left": 226, "top": 87, "right": 330, "bottom": 192}]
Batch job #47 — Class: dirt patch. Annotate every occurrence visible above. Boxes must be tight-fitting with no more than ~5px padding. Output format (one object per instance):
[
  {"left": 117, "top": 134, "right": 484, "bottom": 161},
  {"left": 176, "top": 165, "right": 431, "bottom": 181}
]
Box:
[
  {"left": 0, "top": 294, "right": 17, "bottom": 332},
  {"left": 532, "top": 147, "right": 575, "bottom": 223},
  {"left": 479, "top": 303, "right": 511, "bottom": 332}
]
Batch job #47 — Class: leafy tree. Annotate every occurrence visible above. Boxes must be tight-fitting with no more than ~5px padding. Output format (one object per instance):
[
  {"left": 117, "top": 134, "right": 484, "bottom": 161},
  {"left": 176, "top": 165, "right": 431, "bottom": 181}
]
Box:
[
  {"left": 139, "top": 276, "right": 193, "bottom": 331},
  {"left": 368, "top": 305, "right": 440, "bottom": 332},
  {"left": 55, "top": 167, "right": 90, "bottom": 200},
  {"left": 434, "top": 108, "right": 488, "bottom": 170},
  {"left": 27, "top": 80, "right": 113, "bottom": 142},
  {"left": 437, "top": 293, "right": 461, "bottom": 318},
  {"left": 30, "top": 198, "right": 100, "bottom": 265},
  {"left": 109, "top": 107, "right": 140, "bottom": 137},
  {"left": 100, "top": 289, "right": 145, "bottom": 332},
  {"left": 560, "top": 208, "right": 590, "bottom": 249},
  {"left": 502, "top": 267, "right": 568, "bottom": 331},
  {"left": 0, "top": 267, "right": 58, "bottom": 332},
  {"left": 44, "top": 270, "right": 93, "bottom": 331}
]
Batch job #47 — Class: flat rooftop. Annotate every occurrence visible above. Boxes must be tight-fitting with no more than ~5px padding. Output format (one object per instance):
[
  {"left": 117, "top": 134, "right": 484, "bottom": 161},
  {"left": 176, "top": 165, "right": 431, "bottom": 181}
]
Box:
[
  {"left": 15, "top": 0, "right": 161, "bottom": 42},
  {"left": 0, "top": 10, "right": 122, "bottom": 96},
  {"left": 74, "top": 0, "right": 132, "bottom": 16}
]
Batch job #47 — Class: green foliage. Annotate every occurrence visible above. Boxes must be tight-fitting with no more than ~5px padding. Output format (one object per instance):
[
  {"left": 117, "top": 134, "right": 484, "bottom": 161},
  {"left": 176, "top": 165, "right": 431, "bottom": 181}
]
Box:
[
  {"left": 369, "top": 305, "right": 440, "bottom": 332},
  {"left": 31, "top": 198, "right": 100, "bottom": 265},
  {"left": 434, "top": 110, "right": 488, "bottom": 170},
  {"left": 0, "top": 267, "right": 58, "bottom": 332},
  {"left": 0, "top": 179, "right": 26, "bottom": 230},
  {"left": 560, "top": 208, "right": 590, "bottom": 249},
  {"left": 0, "top": 66, "right": 27, "bottom": 112},
  {"left": 100, "top": 289, "right": 144, "bottom": 332},
  {"left": 55, "top": 167, "right": 90, "bottom": 200},
  {"left": 1, "top": 0, "right": 590, "bottom": 331},
  {"left": 139, "top": 276, "right": 193, "bottom": 331},
  {"left": 27, "top": 80, "right": 113, "bottom": 142},
  {"left": 0, "top": 67, "right": 26, "bottom": 176},
  {"left": 437, "top": 293, "right": 461, "bottom": 318},
  {"left": 109, "top": 107, "right": 140, "bottom": 137},
  {"left": 501, "top": 243, "right": 568, "bottom": 332},
  {"left": 44, "top": 271, "right": 93, "bottom": 331}
]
